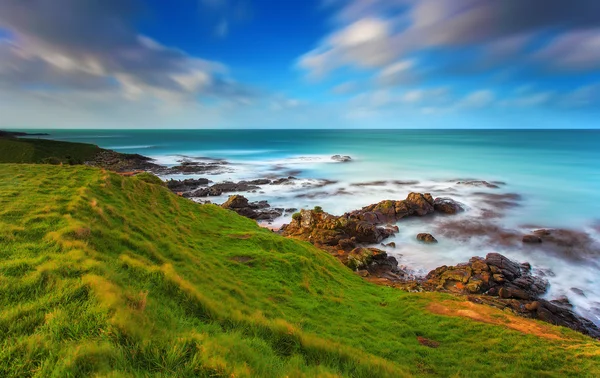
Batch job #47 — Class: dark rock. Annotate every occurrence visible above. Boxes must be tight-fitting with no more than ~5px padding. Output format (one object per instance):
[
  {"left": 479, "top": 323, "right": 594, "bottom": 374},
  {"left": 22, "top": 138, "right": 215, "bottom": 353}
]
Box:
[
  {"left": 240, "top": 179, "right": 271, "bottom": 185},
  {"left": 456, "top": 180, "right": 500, "bottom": 189},
  {"left": 221, "top": 195, "right": 283, "bottom": 222},
  {"left": 166, "top": 160, "right": 229, "bottom": 175},
  {"left": 331, "top": 155, "right": 352, "bottom": 162},
  {"left": 166, "top": 178, "right": 211, "bottom": 192},
  {"left": 87, "top": 150, "right": 163, "bottom": 172},
  {"left": 271, "top": 177, "right": 297, "bottom": 185},
  {"left": 571, "top": 287, "right": 586, "bottom": 297},
  {"left": 433, "top": 197, "right": 465, "bottom": 214},
  {"left": 522, "top": 234, "right": 542, "bottom": 244},
  {"left": 383, "top": 242, "right": 396, "bottom": 248},
  {"left": 417, "top": 233, "right": 438, "bottom": 244}
]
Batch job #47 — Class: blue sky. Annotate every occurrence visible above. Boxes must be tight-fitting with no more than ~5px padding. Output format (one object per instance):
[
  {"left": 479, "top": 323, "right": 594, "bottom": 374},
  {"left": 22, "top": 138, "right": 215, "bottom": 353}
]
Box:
[{"left": 0, "top": 0, "right": 599, "bottom": 129}]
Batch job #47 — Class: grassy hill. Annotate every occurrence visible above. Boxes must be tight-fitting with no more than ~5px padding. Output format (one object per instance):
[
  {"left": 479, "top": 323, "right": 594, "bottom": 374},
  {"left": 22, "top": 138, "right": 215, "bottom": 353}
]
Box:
[
  {"left": 0, "top": 164, "right": 598, "bottom": 377},
  {"left": 0, "top": 136, "right": 100, "bottom": 164}
]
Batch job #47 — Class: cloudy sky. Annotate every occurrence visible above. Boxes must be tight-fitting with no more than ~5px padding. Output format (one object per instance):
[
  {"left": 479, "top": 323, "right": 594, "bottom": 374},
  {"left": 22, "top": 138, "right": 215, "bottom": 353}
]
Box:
[{"left": 1, "top": 0, "right": 599, "bottom": 129}]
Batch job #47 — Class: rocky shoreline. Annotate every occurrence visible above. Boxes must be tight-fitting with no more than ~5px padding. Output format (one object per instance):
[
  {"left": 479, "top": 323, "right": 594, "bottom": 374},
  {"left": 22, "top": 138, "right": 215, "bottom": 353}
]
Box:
[
  {"left": 83, "top": 148, "right": 600, "bottom": 338},
  {"left": 275, "top": 192, "right": 600, "bottom": 338}
]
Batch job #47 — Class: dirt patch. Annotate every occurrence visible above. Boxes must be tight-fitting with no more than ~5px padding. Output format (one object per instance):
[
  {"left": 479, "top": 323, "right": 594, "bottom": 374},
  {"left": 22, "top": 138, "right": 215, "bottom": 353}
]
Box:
[
  {"left": 427, "top": 300, "right": 564, "bottom": 340},
  {"left": 229, "top": 256, "right": 254, "bottom": 265},
  {"left": 417, "top": 336, "right": 440, "bottom": 348}
]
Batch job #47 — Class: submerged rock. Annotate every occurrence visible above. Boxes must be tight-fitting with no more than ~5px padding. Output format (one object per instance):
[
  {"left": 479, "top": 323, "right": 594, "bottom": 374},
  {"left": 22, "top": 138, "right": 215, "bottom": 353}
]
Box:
[
  {"left": 456, "top": 180, "right": 501, "bottom": 189},
  {"left": 522, "top": 234, "right": 542, "bottom": 244}
]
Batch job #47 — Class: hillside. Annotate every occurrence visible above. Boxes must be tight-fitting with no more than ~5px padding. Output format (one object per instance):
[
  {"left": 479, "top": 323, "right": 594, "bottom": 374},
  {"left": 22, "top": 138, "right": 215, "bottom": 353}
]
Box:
[
  {"left": 0, "top": 135, "right": 100, "bottom": 164},
  {"left": 0, "top": 164, "right": 598, "bottom": 377}
]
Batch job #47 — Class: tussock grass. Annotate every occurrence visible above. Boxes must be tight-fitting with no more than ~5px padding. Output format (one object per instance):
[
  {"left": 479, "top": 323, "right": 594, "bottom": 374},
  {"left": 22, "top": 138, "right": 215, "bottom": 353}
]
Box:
[{"left": 0, "top": 164, "right": 598, "bottom": 377}]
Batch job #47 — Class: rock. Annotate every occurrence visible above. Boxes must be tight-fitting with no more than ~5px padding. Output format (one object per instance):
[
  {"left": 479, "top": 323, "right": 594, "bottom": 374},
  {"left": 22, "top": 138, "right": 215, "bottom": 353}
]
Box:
[
  {"left": 424, "top": 253, "right": 548, "bottom": 299},
  {"left": 87, "top": 150, "right": 164, "bottom": 172},
  {"left": 271, "top": 177, "right": 297, "bottom": 185},
  {"left": 571, "top": 287, "right": 586, "bottom": 297},
  {"left": 455, "top": 180, "right": 500, "bottom": 189},
  {"left": 419, "top": 253, "right": 600, "bottom": 338},
  {"left": 417, "top": 233, "right": 438, "bottom": 244},
  {"left": 347, "top": 193, "right": 435, "bottom": 224},
  {"left": 221, "top": 195, "right": 283, "bottom": 222},
  {"left": 331, "top": 155, "right": 352, "bottom": 162},
  {"left": 346, "top": 248, "right": 381, "bottom": 271},
  {"left": 282, "top": 193, "right": 436, "bottom": 250},
  {"left": 166, "top": 160, "right": 229, "bottom": 175},
  {"left": 522, "top": 234, "right": 542, "bottom": 244},
  {"left": 166, "top": 178, "right": 211, "bottom": 193},
  {"left": 240, "top": 179, "right": 271, "bottom": 185},
  {"left": 433, "top": 197, "right": 465, "bottom": 214},
  {"left": 383, "top": 242, "right": 396, "bottom": 248}
]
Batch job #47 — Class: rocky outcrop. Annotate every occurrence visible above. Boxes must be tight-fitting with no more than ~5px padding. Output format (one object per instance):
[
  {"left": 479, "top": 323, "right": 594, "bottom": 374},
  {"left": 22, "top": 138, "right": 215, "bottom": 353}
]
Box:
[
  {"left": 87, "top": 150, "right": 163, "bottom": 172},
  {"left": 166, "top": 178, "right": 211, "bottom": 192},
  {"left": 423, "top": 253, "right": 547, "bottom": 297},
  {"left": 434, "top": 197, "right": 465, "bottom": 214},
  {"left": 343, "top": 247, "right": 406, "bottom": 281},
  {"left": 281, "top": 193, "right": 443, "bottom": 252},
  {"left": 165, "top": 160, "right": 229, "bottom": 175},
  {"left": 281, "top": 208, "right": 395, "bottom": 248},
  {"left": 221, "top": 195, "right": 287, "bottom": 222},
  {"left": 422, "top": 253, "right": 600, "bottom": 339},
  {"left": 345, "top": 193, "right": 435, "bottom": 224}
]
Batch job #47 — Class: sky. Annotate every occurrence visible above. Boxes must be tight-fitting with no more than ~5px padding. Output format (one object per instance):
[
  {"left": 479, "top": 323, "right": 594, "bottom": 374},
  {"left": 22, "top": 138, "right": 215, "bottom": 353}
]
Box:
[{"left": 1, "top": 0, "right": 599, "bottom": 129}]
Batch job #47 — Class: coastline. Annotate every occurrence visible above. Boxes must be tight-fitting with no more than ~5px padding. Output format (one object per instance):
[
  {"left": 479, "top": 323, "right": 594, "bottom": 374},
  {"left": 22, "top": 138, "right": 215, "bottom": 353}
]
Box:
[{"left": 3, "top": 130, "right": 600, "bottom": 338}]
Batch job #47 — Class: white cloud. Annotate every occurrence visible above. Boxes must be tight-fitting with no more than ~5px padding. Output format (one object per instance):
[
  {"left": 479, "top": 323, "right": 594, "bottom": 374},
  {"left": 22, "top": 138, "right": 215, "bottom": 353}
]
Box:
[{"left": 459, "top": 90, "right": 495, "bottom": 108}]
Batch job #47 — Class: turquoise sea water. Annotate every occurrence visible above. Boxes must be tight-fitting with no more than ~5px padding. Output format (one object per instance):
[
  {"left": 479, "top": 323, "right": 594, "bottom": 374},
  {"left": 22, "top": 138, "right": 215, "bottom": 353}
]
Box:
[
  {"left": 19, "top": 129, "right": 600, "bottom": 322},
  {"left": 25, "top": 129, "right": 600, "bottom": 228}
]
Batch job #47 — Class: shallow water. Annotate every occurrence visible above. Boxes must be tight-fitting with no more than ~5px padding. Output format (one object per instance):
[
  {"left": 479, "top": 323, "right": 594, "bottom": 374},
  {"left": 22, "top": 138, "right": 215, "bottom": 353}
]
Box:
[{"left": 25, "top": 129, "right": 600, "bottom": 324}]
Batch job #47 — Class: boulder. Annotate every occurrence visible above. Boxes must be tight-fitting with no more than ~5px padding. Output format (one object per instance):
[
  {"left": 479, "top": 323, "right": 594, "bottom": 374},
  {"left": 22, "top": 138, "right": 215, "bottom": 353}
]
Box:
[
  {"left": 434, "top": 197, "right": 465, "bottom": 214},
  {"left": 221, "top": 195, "right": 284, "bottom": 222},
  {"left": 417, "top": 233, "right": 438, "bottom": 244}
]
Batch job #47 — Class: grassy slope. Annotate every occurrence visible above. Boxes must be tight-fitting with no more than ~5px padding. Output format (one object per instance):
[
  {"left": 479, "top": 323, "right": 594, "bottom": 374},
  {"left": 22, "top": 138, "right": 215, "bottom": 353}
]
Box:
[
  {"left": 0, "top": 137, "right": 100, "bottom": 164},
  {"left": 0, "top": 165, "right": 598, "bottom": 377}
]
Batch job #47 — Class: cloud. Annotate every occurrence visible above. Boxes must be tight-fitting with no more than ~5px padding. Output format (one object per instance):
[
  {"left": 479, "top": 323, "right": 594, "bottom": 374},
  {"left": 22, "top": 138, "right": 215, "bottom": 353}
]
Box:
[
  {"left": 199, "top": 0, "right": 252, "bottom": 38},
  {"left": 458, "top": 90, "right": 495, "bottom": 109},
  {"left": 560, "top": 84, "right": 600, "bottom": 108},
  {"left": 500, "top": 91, "right": 555, "bottom": 108},
  {"left": 331, "top": 81, "right": 359, "bottom": 95},
  {"left": 301, "top": 0, "right": 600, "bottom": 82},
  {"left": 0, "top": 0, "right": 251, "bottom": 103},
  {"left": 535, "top": 29, "right": 600, "bottom": 72}
]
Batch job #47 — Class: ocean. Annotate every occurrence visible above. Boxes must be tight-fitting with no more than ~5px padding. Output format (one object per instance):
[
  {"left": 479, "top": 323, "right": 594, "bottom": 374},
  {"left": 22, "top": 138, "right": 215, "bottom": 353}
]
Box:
[{"left": 22, "top": 129, "right": 600, "bottom": 324}]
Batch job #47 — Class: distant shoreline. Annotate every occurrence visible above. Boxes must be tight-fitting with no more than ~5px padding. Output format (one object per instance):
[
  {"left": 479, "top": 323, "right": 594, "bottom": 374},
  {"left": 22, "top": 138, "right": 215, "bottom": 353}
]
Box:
[{"left": 0, "top": 130, "right": 50, "bottom": 137}]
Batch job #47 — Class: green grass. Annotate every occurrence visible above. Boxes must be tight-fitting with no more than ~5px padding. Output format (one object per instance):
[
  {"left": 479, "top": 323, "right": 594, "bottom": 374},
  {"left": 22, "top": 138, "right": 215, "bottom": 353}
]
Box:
[
  {"left": 0, "top": 164, "right": 598, "bottom": 377},
  {"left": 0, "top": 137, "right": 100, "bottom": 164}
]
